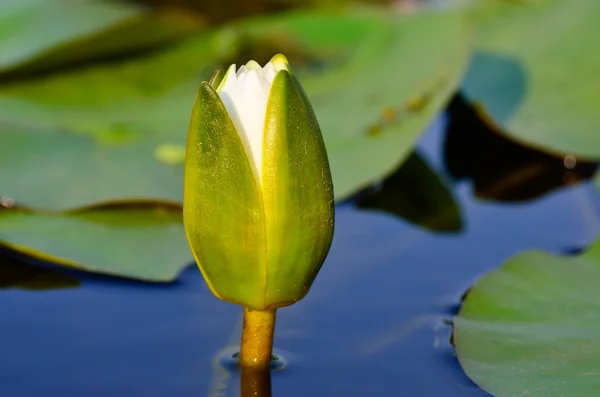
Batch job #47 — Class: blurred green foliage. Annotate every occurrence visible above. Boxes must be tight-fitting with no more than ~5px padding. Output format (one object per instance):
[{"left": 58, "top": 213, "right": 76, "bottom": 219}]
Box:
[
  {"left": 0, "top": 0, "right": 470, "bottom": 280},
  {"left": 1, "top": 0, "right": 598, "bottom": 285}
]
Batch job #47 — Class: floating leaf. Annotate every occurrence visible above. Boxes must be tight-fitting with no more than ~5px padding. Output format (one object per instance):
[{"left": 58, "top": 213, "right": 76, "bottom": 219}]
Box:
[
  {"left": 356, "top": 151, "right": 462, "bottom": 232},
  {"left": 1, "top": 8, "right": 471, "bottom": 210},
  {"left": 0, "top": 0, "right": 204, "bottom": 76},
  {"left": 454, "top": 239, "right": 600, "bottom": 397},
  {"left": 0, "top": 207, "right": 192, "bottom": 282},
  {"left": 462, "top": 0, "right": 600, "bottom": 159},
  {"left": 0, "top": 126, "right": 184, "bottom": 210}
]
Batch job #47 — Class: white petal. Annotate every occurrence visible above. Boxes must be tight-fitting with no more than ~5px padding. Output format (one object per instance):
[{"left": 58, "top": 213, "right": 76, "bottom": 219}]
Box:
[
  {"left": 216, "top": 59, "right": 283, "bottom": 182},
  {"left": 235, "top": 69, "right": 270, "bottom": 175},
  {"left": 218, "top": 64, "right": 246, "bottom": 147},
  {"left": 216, "top": 63, "right": 237, "bottom": 92},
  {"left": 237, "top": 65, "right": 248, "bottom": 76},
  {"left": 262, "top": 63, "right": 277, "bottom": 84},
  {"left": 245, "top": 60, "right": 261, "bottom": 70}
]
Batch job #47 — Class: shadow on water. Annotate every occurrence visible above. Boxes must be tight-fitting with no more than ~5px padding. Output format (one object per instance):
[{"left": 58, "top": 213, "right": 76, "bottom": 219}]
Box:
[
  {"left": 1, "top": 110, "right": 599, "bottom": 397},
  {"left": 0, "top": 247, "right": 80, "bottom": 290},
  {"left": 444, "top": 95, "right": 597, "bottom": 202},
  {"left": 353, "top": 151, "right": 463, "bottom": 233}
]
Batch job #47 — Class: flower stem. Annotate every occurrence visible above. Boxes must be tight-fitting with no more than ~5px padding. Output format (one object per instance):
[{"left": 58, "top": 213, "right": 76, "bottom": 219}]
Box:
[{"left": 239, "top": 307, "right": 276, "bottom": 369}]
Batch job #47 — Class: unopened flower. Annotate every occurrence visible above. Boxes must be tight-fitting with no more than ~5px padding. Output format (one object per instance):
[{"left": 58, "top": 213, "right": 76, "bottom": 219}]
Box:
[{"left": 184, "top": 54, "right": 335, "bottom": 311}]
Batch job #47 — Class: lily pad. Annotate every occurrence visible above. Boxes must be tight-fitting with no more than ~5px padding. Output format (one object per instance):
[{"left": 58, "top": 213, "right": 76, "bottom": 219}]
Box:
[
  {"left": 0, "top": 0, "right": 204, "bottom": 76},
  {"left": 0, "top": 126, "right": 185, "bottom": 210},
  {"left": 0, "top": 207, "right": 192, "bottom": 282},
  {"left": 454, "top": 238, "right": 600, "bottom": 397},
  {"left": 462, "top": 0, "right": 600, "bottom": 159},
  {"left": 1, "top": 8, "right": 471, "bottom": 210}
]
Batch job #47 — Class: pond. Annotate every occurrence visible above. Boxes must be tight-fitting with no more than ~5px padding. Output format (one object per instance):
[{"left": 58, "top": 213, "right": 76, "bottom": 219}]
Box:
[{"left": 2, "top": 97, "right": 596, "bottom": 397}]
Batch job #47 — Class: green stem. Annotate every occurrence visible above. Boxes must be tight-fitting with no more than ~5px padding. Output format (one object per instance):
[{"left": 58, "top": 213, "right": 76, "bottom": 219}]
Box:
[{"left": 239, "top": 307, "right": 276, "bottom": 369}]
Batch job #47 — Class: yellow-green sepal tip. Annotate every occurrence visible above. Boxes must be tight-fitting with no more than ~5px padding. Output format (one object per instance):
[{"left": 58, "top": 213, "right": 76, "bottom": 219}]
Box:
[
  {"left": 208, "top": 69, "right": 225, "bottom": 88},
  {"left": 269, "top": 53, "right": 291, "bottom": 72}
]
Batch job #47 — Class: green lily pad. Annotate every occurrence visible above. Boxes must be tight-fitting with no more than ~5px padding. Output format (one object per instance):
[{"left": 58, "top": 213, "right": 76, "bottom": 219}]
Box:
[
  {"left": 1, "top": 8, "right": 471, "bottom": 210},
  {"left": 0, "top": 0, "right": 204, "bottom": 76},
  {"left": 0, "top": 207, "right": 192, "bottom": 282},
  {"left": 454, "top": 239, "right": 600, "bottom": 397},
  {"left": 0, "top": 126, "right": 185, "bottom": 210},
  {"left": 462, "top": 0, "right": 600, "bottom": 159}
]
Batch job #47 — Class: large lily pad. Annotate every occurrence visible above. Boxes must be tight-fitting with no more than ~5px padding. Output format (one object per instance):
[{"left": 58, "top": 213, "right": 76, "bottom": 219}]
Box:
[
  {"left": 0, "top": 126, "right": 185, "bottom": 210},
  {"left": 0, "top": 207, "right": 192, "bottom": 282},
  {"left": 454, "top": 239, "right": 600, "bottom": 397},
  {"left": 0, "top": 0, "right": 204, "bottom": 76},
  {"left": 1, "top": 8, "right": 471, "bottom": 210},
  {"left": 462, "top": 0, "right": 600, "bottom": 159}
]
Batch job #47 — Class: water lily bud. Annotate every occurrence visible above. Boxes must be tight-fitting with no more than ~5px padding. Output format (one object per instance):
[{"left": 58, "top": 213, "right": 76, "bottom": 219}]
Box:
[{"left": 184, "top": 54, "right": 335, "bottom": 310}]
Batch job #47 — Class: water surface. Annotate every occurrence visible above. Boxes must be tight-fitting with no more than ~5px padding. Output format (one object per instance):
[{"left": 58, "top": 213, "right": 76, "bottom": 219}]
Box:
[{"left": 2, "top": 107, "right": 597, "bottom": 397}]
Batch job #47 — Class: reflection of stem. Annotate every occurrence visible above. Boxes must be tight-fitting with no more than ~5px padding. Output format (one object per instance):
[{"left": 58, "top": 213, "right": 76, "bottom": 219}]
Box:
[
  {"left": 239, "top": 307, "right": 276, "bottom": 369},
  {"left": 207, "top": 310, "right": 244, "bottom": 397},
  {"left": 240, "top": 367, "right": 272, "bottom": 397}
]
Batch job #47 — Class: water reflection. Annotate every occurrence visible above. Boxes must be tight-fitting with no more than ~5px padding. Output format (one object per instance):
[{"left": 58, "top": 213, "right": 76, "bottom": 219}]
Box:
[
  {"left": 444, "top": 95, "right": 597, "bottom": 202},
  {"left": 0, "top": 247, "right": 80, "bottom": 290},
  {"left": 354, "top": 151, "right": 463, "bottom": 232},
  {"left": 240, "top": 367, "right": 271, "bottom": 397}
]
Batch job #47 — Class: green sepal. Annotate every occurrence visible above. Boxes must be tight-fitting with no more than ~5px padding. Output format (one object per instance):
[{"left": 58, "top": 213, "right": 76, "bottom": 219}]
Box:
[
  {"left": 183, "top": 81, "right": 267, "bottom": 309},
  {"left": 261, "top": 70, "right": 335, "bottom": 308}
]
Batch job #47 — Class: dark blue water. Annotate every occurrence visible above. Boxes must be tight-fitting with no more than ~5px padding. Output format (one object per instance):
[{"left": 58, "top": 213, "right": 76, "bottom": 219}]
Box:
[{"left": 2, "top": 101, "right": 598, "bottom": 397}]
